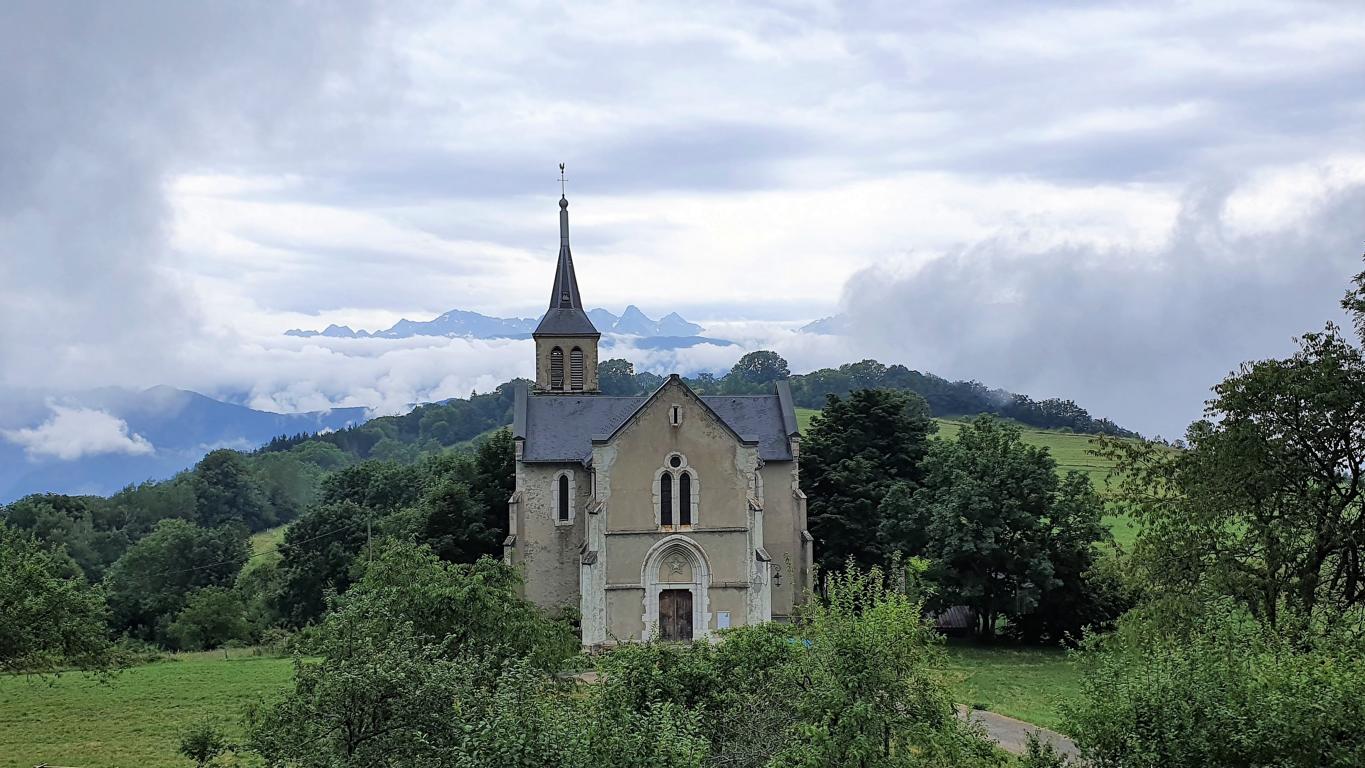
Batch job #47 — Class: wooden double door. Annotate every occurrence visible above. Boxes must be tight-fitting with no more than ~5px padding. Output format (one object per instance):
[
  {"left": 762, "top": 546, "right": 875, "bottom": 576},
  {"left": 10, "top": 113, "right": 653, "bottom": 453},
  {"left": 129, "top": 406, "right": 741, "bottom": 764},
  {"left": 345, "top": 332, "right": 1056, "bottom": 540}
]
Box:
[{"left": 658, "top": 589, "right": 694, "bottom": 642}]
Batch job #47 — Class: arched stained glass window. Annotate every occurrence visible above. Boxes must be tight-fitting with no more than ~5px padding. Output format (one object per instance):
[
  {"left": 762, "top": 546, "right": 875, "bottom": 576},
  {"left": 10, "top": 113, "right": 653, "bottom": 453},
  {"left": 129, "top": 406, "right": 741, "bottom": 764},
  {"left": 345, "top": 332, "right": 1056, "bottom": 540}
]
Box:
[
  {"left": 679, "top": 472, "right": 692, "bottom": 526},
  {"left": 660, "top": 472, "right": 673, "bottom": 526}
]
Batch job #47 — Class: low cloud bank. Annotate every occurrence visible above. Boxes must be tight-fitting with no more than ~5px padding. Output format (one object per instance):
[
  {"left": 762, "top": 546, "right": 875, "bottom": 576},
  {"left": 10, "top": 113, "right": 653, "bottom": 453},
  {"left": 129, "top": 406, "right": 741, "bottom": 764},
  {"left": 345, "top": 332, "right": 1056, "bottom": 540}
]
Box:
[{"left": 3, "top": 405, "right": 155, "bottom": 460}]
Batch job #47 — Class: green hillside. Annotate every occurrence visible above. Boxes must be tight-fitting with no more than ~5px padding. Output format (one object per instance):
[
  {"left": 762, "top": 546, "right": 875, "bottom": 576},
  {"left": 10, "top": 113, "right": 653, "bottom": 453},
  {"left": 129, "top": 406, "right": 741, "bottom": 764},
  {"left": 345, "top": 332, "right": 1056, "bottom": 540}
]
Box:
[{"left": 795, "top": 407, "right": 1137, "bottom": 547}]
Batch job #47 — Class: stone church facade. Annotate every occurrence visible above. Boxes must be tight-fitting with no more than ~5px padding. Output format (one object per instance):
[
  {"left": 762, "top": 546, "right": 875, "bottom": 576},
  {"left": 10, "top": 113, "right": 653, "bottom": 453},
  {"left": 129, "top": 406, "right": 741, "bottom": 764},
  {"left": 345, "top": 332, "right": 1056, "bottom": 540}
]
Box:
[{"left": 505, "top": 193, "right": 813, "bottom": 648}]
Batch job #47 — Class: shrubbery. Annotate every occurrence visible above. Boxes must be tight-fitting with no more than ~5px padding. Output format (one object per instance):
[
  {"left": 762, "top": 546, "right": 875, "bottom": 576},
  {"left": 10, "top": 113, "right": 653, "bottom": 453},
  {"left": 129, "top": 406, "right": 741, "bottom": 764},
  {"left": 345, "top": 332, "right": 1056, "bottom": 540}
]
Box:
[
  {"left": 246, "top": 558, "right": 1002, "bottom": 768},
  {"left": 1064, "top": 606, "right": 1365, "bottom": 768}
]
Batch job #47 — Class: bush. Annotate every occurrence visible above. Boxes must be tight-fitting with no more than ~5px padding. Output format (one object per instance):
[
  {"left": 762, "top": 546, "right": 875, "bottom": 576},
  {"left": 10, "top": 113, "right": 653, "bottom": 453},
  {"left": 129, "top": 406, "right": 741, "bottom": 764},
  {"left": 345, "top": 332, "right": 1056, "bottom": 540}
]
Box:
[
  {"left": 773, "top": 565, "right": 1002, "bottom": 767},
  {"left": 178, "top": 717, "right": 230, "bottom": 767},
  {"left": 1019, "top": 732, "right": 1073, "bottom": 768},
  {"left": 1064, "top": 607, "right": 1365, "bottom": 768}
]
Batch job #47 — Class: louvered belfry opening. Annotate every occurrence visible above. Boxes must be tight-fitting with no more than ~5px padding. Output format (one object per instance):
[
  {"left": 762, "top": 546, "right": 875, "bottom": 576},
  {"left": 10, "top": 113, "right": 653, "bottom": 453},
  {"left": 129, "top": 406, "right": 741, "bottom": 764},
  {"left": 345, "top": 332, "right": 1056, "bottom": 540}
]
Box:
[
  {"left": 570, "top": 347, "right": 585, "bottom": 390},
  {"left": 550, "top": 347, "right": 565, "bottom": 390}
]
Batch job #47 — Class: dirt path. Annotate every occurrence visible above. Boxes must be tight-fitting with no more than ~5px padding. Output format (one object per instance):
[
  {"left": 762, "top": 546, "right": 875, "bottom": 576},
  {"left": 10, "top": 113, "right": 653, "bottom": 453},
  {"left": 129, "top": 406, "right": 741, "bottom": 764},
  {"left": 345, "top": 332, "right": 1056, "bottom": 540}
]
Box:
[{"left": 956, "top": 705, "right": 1080, "bottom": 759}]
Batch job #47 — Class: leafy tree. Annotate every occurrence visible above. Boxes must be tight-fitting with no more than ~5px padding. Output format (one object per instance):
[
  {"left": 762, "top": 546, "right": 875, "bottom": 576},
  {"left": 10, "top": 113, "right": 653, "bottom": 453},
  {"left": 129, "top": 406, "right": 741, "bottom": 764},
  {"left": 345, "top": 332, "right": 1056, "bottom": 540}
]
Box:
[
  {"left": 273, "top": 501, "right": 371, "bottom": 627},
  {"left": 802, "top": 389, "right": 936, "bottom": 571},
  {"left": 1007, "top": 474, "right": 1128, "bottom": 643},
  {"left": 883, "top": 417, "right": 1106, "bottom": 640},
  {"left": 248, "top": 542, "right": 583, "bottom": 767},
  {"left": 236, "top": 554, "right": 283, "bottom": 635},
  {"left": 421, "top": 476, "right": 494, "bottom": 563},
  {"left": 599, "top": 358, "right": 641, "bottom": 395},
  {"left": 288, "top": 439, "right": 350, "bottom": 470},
  {"left": 728, "top": 350, "right": 790, "bottom": 388},
  {"left": 319, "top": 459, "right": 422, "bottom": 516},
  {"left": 2, "top": 493, "right": 128, "bottom": 580},
  {"left": 252, "top": 452, "right": 324, "bottom": 526},
  {"left": 775, "top": 565, "right": 1001, "bottom": 767},
  {"left": 248, "top": 622, "right": 472, "bottom": 767},
  {"left": 103, "top": 518, "right": 249, "bottom": 642},
  {"left": 0, "top": 525, "right": 117, "bottom": 675},
  {"left": 472, "top": 428, "right": 515, "bottom": 543},
  {"left": 192, "top": 449, "right": 272, "bottom": 530},
  {"left": 1099, "top": 320, "right": 1365, "bottom": 631},
  {"left": 110, "top": 477, "right": 199, "bottom": 538},
  {"left": 330, "top": 542, "right": 578, "bottom": 670},
  {"left": 166, "top": 587, "right": 252, "bottom": 651}
]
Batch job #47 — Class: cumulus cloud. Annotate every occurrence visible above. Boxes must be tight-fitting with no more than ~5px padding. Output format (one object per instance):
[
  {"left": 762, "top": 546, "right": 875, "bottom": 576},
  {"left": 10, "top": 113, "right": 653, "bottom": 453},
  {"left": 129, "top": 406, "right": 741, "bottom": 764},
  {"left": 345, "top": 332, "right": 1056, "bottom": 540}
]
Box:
[{"left": 4, "top": 405, "right": 155, "bottom": 460}]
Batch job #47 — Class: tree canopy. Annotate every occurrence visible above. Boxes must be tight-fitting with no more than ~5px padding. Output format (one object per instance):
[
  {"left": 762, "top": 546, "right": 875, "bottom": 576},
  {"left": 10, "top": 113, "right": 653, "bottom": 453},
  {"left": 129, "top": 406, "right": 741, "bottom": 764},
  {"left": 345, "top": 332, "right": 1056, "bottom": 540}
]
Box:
[
  {"left": 882, "top": 417, "right": 1109, "bottom": 640},
  {"left": 0, "top": 525, "right": 117, "bottom": 675},
  {"left": 103, "top": 518, "right": 249, "bottom": 643},
  {"left": 801, "top": 388, "right": 936, "bottom": 571},
  {"left": 1100, "top": 315, "right": 1365, "bottom": 632}
]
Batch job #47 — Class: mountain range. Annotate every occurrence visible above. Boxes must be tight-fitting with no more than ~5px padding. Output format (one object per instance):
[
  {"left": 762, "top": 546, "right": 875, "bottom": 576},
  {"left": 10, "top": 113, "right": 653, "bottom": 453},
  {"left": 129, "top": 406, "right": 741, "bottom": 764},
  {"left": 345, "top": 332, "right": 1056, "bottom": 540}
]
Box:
[
  {"left": 0, "top": 387, "right": 366, "bottom": 502},
  {"left": 287, "top": 305, "right": 709, "bottom": 341}
]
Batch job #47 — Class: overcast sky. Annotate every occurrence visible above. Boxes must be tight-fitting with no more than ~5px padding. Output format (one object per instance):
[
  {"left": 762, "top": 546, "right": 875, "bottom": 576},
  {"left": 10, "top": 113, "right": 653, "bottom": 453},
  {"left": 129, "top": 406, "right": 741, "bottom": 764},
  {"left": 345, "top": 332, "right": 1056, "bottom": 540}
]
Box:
[{"left": 3, "top": 1, "right": 1365, "bottom": 439}]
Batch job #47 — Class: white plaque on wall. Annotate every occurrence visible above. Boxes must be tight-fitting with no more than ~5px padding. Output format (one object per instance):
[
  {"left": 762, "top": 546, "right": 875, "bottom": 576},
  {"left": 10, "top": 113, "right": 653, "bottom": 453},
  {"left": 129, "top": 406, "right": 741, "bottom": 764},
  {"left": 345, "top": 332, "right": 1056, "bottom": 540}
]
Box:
[{"left": 716, "top": 611, "right": 731, "bottom": 629}]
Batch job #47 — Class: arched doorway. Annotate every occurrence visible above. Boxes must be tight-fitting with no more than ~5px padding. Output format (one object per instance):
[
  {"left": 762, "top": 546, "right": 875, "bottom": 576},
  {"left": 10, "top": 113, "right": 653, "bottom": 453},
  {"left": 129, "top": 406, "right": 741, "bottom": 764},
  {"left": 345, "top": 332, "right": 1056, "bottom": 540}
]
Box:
[{"left": 641, "top": 535, "right": 712, "bottom": 642}]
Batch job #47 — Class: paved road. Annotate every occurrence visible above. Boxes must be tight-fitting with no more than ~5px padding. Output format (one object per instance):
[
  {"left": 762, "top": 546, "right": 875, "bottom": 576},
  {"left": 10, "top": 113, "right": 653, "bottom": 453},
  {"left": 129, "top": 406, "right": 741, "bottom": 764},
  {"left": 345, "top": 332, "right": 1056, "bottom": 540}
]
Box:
[{"left": 956, "top": 705, "right": 1080, "bottom": 760}]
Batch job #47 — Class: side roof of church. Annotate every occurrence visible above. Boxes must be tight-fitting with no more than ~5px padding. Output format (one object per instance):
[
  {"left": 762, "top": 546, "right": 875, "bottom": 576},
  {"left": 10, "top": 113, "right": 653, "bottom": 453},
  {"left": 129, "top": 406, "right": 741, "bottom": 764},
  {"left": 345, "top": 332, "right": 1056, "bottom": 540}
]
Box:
[{"left": 513, "top": 376, "right": 800, "bottom": 465}]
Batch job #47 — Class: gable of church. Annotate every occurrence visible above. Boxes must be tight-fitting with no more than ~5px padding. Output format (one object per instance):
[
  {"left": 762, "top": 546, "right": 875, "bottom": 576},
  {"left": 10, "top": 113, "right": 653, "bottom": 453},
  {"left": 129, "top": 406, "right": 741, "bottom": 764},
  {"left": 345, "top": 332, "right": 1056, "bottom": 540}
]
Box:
[{"left": 594, "top": 377, "right": 760, "bottom": 532}]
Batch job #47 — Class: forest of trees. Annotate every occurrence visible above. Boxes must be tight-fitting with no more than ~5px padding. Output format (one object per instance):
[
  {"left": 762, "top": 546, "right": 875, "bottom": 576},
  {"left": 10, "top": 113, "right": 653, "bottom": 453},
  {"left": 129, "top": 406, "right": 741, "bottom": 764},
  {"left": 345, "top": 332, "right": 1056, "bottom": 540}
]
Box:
[{"left": 600, "top": 354, "right": 1135, "bottom": 437}]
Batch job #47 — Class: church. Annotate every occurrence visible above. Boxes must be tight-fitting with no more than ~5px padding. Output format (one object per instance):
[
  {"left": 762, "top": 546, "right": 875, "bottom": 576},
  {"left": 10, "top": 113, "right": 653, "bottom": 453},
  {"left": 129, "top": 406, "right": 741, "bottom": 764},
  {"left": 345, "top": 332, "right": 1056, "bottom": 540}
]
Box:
[{"left": 504, "top": 191, "right": 813, "bottom": 648}]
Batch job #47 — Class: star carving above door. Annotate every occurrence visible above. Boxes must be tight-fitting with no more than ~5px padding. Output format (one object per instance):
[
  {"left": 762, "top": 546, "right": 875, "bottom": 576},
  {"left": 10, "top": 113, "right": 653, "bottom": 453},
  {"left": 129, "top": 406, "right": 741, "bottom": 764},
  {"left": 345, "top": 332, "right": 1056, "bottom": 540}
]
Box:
[{"left": 666, "top": 553, "right": 687, "bottom": 575}]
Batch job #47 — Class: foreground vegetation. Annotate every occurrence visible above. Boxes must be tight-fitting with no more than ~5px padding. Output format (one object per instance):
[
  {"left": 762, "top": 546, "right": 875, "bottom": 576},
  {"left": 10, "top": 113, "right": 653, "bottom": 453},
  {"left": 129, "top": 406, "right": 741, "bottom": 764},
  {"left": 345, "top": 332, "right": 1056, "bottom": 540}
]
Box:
[{"left": 0, "top": 639, "right": 1074, "bottom": 768}]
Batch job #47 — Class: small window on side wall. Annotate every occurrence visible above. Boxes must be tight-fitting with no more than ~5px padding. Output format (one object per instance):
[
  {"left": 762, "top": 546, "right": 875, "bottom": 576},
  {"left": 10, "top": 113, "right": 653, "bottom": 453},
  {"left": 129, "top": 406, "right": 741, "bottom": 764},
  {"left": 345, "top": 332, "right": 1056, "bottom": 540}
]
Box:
[
  {"left": 557, "top": 473, "right": 570, "bottom": 522},
  {"left": 669, "top": 404, "right": 682, "bottom": 426}
]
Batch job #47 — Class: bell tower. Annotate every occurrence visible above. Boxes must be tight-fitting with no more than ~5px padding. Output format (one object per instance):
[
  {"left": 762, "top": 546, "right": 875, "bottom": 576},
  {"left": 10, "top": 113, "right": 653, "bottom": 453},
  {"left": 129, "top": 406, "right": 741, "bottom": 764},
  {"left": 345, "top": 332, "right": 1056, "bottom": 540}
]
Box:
[{"left": 532, "top": 174, "right": 600, "bottom": 393}]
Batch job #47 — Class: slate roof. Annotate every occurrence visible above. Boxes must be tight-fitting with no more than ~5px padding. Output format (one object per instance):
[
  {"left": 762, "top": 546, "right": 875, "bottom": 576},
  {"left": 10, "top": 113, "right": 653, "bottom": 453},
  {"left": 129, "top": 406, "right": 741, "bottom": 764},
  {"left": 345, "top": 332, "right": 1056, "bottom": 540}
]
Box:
[{"left": 514, "top": 379, "right": 799, "bottom": 464}]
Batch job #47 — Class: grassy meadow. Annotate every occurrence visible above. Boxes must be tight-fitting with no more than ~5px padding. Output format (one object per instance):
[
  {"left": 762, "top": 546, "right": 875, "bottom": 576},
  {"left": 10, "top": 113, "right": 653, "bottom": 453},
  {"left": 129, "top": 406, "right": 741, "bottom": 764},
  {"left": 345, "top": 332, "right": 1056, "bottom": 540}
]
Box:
[
  {"left": 938, "top": 642, "right": 1080, "bottom": 731},
  {"left": 0, "top": 650, "right": 294, "bottom": 768},
  {"left": 794, "top": 408, "right": 1139, "bottom": 547}
]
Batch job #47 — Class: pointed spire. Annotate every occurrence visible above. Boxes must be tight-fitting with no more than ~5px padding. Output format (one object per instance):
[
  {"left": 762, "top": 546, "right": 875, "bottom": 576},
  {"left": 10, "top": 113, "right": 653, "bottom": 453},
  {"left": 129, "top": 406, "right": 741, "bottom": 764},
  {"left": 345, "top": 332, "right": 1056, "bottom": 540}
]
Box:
[
  {"left": 534, "top": 167, "right": 600, "bottom": 338},
  {"left": 548, "top": 194, "right": 582, "bottom": 310}
]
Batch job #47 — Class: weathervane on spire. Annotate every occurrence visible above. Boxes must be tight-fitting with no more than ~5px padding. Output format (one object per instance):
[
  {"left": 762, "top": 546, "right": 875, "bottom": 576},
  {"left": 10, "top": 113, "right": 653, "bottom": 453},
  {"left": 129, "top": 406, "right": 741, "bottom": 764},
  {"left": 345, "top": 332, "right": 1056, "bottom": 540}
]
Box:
[{"left": 559, "top": 163, "right": 566, "bottom": 197}]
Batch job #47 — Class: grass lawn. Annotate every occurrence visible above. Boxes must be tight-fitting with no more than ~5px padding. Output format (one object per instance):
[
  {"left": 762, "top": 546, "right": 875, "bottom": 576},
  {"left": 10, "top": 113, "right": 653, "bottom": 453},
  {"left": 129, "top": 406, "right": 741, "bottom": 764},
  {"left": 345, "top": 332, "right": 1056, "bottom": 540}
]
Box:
[
  {"left": 0, "top": 650, "right": 295, "bottom": 768},
  {"left": 937, "top": 641, "right": 1081, "bottom": 732},
  {"left": 794, "top": 407, "right": 1139, "bottom": 548}
]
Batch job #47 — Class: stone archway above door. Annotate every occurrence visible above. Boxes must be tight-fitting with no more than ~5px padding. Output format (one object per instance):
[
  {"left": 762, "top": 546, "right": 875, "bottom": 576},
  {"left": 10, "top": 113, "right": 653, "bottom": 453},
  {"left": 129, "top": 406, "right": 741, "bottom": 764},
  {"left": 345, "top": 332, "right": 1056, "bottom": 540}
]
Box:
[{"left": 640, "top": 534, "right": 712, "bottom": 642}]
